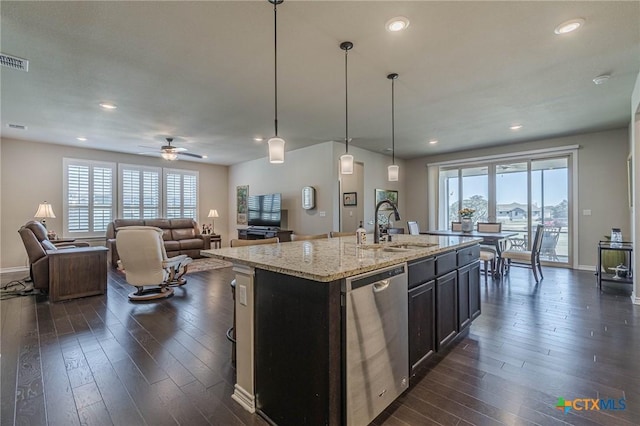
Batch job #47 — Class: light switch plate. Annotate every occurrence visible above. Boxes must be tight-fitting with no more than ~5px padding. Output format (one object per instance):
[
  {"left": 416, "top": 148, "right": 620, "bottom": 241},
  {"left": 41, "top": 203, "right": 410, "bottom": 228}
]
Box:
[
  {"left": 238, "top": 284, "right": 248, "bottom": 306},
  {"left": 319, "top": 211, "right": 326, "bottom": 217},
  {"left": 583, "top": 209, "right": 592, "bottom": 216}
]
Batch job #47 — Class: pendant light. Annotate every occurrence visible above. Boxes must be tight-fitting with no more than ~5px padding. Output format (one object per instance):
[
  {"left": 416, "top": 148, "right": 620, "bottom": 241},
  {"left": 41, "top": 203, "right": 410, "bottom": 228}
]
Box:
[
  {"left": 387, "top": 73, "right": 399, "bottom": 181},
  {"left": 267, "top": 0, "right": 285, "bottom": 164},
  {"left": 340, "top": 41, "right": 354, "bottom": 175}
]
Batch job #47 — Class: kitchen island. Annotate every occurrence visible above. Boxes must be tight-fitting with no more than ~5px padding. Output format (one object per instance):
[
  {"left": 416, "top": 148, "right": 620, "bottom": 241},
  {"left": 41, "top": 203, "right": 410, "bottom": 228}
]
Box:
[{"left": 202, "top": 234, "right": 481, "bottom": 426}]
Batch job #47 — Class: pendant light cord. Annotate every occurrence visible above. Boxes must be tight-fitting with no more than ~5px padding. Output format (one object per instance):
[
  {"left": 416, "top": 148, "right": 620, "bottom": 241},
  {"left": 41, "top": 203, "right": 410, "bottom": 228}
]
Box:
[
  {"left": 391, "top": 77, "right": 395, "bottom": 164},
  {"left": 344, "top": 47, "right": 349, "bottom": 153},
  {"left": 273, "top": 2, "right": 279, "bottom": 137}
]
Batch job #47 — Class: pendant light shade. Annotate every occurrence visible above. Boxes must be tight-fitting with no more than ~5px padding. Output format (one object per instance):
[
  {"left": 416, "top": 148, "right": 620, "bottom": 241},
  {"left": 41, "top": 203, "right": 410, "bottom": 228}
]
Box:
[
  {"left": 388, "top": 164, "right": 399, "bottom": 181},
  {"left": 268, "top": 0, "right": 285, "bottom": 164},
  {"left": 340, "top": 41, "right": 354, "bottom": 175},
  {"left": 340, "top": 153, "right": 354, "bottom": 174},
  {"left": 387, "top": 73, "right": 399, "bottom": 181},
  {"left": 268, "top": 137, "right": 285, "bottom": 163}
]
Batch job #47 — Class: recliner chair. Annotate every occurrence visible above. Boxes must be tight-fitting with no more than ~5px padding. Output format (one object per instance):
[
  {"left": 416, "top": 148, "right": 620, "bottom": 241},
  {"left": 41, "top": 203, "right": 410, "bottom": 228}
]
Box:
[
  {"left": 18, "top": 220, "right": 91, "bottom": 291},
  {"left": 116, "top": 226, "right": 192, "bottom": 300}
]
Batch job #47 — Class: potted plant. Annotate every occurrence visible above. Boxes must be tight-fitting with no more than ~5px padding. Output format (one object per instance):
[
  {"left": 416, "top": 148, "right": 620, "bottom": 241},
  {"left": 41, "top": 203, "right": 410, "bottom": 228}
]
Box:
[{"left": 459, "top": 208, "right": 475, "bottom": 232}]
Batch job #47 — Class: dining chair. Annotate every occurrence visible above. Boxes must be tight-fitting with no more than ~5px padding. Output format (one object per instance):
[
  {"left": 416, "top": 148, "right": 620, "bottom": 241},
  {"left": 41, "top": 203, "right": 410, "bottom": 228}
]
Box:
[
  {"left": 451, "top": 221, "right": 462, "bottom": 231},
  {"left": 228, "top": 237, "right": 280, "bottom": 365},
  {"left": 330, "top": 231, "right": 356, "bottom": 237},
  {"left": 407, "top": 221, "right": 420, "bottom": 235},
  {"left": 540, "top": 226, "right": 561, "bottom": 261},
  {"left": 476, "top": 222, "right": 502, "bottom": 279},
  {"left": 500, "top": 224, "right": 545, "bottom": 282},
  {"left": 291, "top": 233, "right": 329, "bottom": 241}
]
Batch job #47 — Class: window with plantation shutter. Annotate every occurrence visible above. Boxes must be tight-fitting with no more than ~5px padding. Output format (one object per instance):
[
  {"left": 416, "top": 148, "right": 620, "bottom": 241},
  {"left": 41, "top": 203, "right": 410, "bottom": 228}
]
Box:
[
  {"left": 119, "top": 164, "right": 162, "bottom": 219},
  {"left": 163, "top": 168, "right": 198, "bottom": 220},
  {"left": 64, "top": 158, "right": 116, "bottom": 237}
]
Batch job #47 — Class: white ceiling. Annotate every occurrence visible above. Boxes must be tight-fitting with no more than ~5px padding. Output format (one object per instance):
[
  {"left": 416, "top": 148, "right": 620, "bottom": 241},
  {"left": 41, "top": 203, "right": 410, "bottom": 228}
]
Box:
[{"left": 2, "top": 1, "right": 639, "bottom": 165}]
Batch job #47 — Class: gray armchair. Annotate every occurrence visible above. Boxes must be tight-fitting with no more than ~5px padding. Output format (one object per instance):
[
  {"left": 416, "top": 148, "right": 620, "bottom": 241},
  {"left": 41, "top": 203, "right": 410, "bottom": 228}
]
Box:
[{"left": 18, "top": 221, "right": 90, "bottom": 290}]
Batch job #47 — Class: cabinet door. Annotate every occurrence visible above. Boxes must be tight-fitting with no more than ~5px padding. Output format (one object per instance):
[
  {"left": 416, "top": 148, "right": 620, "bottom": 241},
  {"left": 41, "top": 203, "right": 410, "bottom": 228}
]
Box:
[
  {"left": 458, "top": 261, "right": 481, "bottom": 330},
  {"left": 436, "top": 271, "right": 457, "bottom": 350},
  {"left": 408, "top": 280, "right": 435, "bottom": 375}
]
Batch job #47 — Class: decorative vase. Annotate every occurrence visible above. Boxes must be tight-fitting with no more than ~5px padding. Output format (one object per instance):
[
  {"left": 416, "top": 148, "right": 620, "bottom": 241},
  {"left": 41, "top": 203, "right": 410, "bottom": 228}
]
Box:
[{"left": 461, "top": 218, "right": 473, "bottom": 233}]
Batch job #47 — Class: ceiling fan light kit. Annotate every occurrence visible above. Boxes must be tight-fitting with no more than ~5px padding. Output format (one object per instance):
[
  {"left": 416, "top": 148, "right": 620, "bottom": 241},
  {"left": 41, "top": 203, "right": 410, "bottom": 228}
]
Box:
[
  {"left": 268, "top": 0, "right": 286, "bottom": 164},
  {"left": 340, "top": 41, "right": 354, "bottom": 175}
]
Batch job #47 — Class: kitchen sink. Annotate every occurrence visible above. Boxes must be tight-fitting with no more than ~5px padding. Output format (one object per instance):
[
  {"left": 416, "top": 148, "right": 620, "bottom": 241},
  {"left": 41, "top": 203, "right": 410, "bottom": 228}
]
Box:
[{"left": 359, "top": 242, "right": 438, "bottom": 252}]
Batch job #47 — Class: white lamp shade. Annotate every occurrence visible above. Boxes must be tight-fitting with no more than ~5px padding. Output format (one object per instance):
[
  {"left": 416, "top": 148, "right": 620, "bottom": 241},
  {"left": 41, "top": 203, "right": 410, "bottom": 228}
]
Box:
[
  {"left": 208, "top": 209, "right": 219, "bottom": 218},
  {"left": 268, "top": 137, "right": 285, "bottom": 163},
  {"left": 161, "top": 151, "right": 178, "bottom": 161},
  {"left": 340, "top": 153, "right": 354, "bottom": 175},
  {"left": 34, "top": 202, "right": 56, "bottom": 218},
  {"left": 388, "top": 164, "right": 399, "bottom": 181}
]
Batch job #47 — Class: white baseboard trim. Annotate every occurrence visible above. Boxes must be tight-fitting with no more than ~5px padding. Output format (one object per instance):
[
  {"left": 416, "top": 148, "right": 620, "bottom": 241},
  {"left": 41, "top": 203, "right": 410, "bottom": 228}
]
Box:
[
  {"left": 0, "top": 266, "right": 29, "bottom": 274},
  {"left": 577, "top": 264, "right": 596, "bottom": 272},
  {"left": 232, "top": 384, "right": 256, "bottom": 413},
  {"left": 631, "top": 293, "right": 640, "bottom": 305}
]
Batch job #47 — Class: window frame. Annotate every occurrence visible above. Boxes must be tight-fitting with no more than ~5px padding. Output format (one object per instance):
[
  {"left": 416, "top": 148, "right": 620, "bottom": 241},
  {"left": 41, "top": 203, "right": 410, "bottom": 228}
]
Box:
[
  {"left": 163, "top": 168, "right": 199, "bottom": 222},
  {"left": 118, "top": 163, "right": 163, "bottom": 220},
  {"left": 63, "top": 158, "right": 116, "bottom": 238}
]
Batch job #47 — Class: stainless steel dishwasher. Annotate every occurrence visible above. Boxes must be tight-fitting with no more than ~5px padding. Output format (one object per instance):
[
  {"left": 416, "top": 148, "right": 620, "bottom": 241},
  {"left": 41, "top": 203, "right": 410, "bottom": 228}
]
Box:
[{"left": 343, "top": 263, "right": 409, "bottom": 426}]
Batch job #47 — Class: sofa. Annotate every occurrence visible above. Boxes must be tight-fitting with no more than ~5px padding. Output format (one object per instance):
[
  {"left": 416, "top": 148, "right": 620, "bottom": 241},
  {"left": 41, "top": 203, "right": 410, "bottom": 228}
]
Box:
[{"left": 106, "top": 218, "right": 210, "bottom": 267}]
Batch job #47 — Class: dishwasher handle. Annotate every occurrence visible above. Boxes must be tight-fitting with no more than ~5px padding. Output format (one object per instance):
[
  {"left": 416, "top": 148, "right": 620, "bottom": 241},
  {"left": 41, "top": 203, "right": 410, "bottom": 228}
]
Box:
[{"left": 372, "top": 279, "right": 390, "bottom": 293}]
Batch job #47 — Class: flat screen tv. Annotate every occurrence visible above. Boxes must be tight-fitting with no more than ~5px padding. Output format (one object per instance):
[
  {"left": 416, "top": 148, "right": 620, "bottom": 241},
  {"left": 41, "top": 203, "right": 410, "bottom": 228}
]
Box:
[{"left": 247, "top": 193, "right": 282, "bottom": 228}]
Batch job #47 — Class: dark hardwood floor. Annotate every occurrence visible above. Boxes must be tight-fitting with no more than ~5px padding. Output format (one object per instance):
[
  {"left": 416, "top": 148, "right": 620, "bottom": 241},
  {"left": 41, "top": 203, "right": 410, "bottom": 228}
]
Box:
[{"left": 1, "top": 265, "right": 637, "bottom": 425}]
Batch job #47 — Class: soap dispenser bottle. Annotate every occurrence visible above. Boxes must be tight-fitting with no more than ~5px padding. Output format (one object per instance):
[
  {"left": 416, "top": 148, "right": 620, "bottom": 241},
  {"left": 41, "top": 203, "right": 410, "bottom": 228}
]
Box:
[{"left": 356, "top": 221, "right": 366, "bottom": 245}]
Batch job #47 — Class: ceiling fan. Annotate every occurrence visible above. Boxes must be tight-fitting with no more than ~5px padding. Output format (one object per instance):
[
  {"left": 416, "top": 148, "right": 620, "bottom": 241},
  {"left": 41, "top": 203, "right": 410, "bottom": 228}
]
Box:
[{"left": 138, "top": 137, "right": 205, "bottom": 160}]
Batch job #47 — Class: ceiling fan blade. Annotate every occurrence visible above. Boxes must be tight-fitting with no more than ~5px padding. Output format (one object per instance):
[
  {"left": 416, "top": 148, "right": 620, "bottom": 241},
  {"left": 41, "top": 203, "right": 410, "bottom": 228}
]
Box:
[
  {"left": 179, "top": 152, "right": 204, "bottom": 159},
  {"left": 174, "top": 147, "right": 188, "bottom": 152},
  {"left": 137, "top": 152, "right": 160, "bottom": 156},
  {"left": 139, "top": 145, "right": 160, "bottom": 149}
]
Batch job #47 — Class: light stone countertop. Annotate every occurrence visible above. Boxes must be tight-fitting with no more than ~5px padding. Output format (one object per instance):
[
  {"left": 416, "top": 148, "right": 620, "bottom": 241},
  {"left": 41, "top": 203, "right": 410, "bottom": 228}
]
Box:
[{"left": 201, "top": 234, "right": 481, "bottom": 282}]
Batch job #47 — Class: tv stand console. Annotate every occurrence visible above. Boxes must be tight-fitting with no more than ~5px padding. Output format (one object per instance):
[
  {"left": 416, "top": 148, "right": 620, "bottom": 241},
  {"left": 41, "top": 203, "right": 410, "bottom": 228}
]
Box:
[{"left": 238, "top": 227, "right": 293, "bottom": 242}]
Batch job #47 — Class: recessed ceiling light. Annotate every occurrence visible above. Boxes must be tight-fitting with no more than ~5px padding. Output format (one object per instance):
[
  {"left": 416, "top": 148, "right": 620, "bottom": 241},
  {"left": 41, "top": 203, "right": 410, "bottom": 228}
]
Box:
[
  {"left": 428, "top": 140, "right": 438, "bottom": 145},
  {"left": 76, "top": 137, "right": 87, "bottom": 141},
  {"left": 202, "top": 155, "right": 208, "bottom": 159},
  {"left": 386, "top": 16, "right": 410, "bottom": 32},
  {"left": 510, "top": 124, "right": 523, "bottom": 131},
  {"left": 554, "top": 18, "right": 584, "bottom": 35},
  {"left": 593, "top": 74, "right": 610, "bottom": 85},
  {"left": 99, "top": 102, "right": 117, "bottom": 110},
  {"left": 253, "top": 137, "right": 264, "bottom": 142}
]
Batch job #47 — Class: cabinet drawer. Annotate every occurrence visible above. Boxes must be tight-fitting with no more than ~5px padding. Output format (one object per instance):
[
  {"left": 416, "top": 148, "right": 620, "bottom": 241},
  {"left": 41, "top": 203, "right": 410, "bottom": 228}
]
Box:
[
  {"left": 435, "top": 251, "right": 457, "bottom": 276},
  {"left": 408, "top": 257, "right": 435, "bottom": 289},
  {"left": 457, "top": 245, "right": 480, "bottom": 267}
]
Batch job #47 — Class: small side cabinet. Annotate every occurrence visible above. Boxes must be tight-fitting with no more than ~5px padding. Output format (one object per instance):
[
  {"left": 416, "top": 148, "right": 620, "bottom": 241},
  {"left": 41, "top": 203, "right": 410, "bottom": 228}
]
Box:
[{"left": 47, "top": 247, "right": 108, "bottom": 302}]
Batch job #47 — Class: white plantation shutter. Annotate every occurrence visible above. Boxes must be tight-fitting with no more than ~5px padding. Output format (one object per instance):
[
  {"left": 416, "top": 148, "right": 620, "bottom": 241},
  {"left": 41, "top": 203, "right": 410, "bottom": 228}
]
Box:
[
  {"left": 119, "top": 164, "right": 162, "bottom": 219},
  {"left": 64, "top": 159, "right": 115, "bottom": 237},
  {"left": 163, "top": 168, "right": 198, "bottom": 220}
]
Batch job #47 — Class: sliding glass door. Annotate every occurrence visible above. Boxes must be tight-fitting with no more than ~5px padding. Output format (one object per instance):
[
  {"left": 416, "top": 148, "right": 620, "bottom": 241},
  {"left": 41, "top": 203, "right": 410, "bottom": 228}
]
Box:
[{"left": 439, "top": 155, "right": 571, "bottom": 266}]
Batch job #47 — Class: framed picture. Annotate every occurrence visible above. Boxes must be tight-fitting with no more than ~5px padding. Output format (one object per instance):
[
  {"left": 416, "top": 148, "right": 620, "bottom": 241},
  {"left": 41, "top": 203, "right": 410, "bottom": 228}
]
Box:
[
  {"left": 375, "top": 188, "right": 398, "bottom": 209},
  {"left": 237, "top": 185, "right": 249, "bottom": 224},
  {"left": 343, "top": 192, "right": 357, "bottom": 206}
]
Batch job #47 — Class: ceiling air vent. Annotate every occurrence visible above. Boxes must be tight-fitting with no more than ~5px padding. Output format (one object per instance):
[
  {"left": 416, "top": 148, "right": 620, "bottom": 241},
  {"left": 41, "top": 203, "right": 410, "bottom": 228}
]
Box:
[
  {"left": 7, "top": 123, "right": 27, "bottom": 130},
  {"left": 0, "top": 53, "right": 29, "bottom": 72}
]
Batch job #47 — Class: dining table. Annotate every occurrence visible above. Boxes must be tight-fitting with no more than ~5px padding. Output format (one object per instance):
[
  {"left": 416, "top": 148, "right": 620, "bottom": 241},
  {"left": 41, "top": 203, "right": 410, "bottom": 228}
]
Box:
[{"left": 421, "top": 229, "right": 519, "bottom": 276}]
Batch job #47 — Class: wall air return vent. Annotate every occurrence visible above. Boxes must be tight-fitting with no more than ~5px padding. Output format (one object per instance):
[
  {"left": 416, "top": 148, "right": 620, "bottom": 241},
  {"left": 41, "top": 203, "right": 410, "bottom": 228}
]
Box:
[
  {"left": 0, "top": 53, "right": 29, "bottom": 72},
  {"left": 7, "top": 123, "right": 27, "bottom": 130}
]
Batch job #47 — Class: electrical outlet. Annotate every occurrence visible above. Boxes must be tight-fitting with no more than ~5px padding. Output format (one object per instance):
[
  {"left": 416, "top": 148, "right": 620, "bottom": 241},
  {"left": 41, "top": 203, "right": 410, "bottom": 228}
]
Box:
[
  {"left": 238, "top": 284, "right": 248, "bottom": 306},
  {"left": 583, "top": 209, "right": 592, "bottom": 216}
]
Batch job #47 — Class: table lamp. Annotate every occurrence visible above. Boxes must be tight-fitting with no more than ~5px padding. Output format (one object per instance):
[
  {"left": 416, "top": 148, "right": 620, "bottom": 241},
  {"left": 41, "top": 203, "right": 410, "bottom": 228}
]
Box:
[
  {"left": 34, "top": 201, "right": 56, "bottom": 229},
  {"left": 208, "top": 209, "right": 219, "bottom": 234}
]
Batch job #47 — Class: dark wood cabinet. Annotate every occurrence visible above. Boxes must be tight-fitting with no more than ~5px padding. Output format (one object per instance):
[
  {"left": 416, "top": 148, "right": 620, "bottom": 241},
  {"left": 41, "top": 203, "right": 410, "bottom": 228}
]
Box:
[
  {"left": 436, "top": 270, "right": 458, "bottom": 350},
  {"left": 237, "top": 228, "right": 293, "bottom": 242},
  {"left": 408, "top": 280, "right": 435, "bottom": 374},
  {"left": 457, "top": 261, "right": 481, "bottom": 331}
]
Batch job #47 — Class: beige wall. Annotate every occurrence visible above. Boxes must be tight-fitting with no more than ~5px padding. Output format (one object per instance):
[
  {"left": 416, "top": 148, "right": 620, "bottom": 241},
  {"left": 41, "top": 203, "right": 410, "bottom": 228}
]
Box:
[
  {"left": 631, "top": 70, "right": 640, "bottom": 303},
  {"left": 0, "top": 138, "right": 228, "bottom": 270},
  {"left": 228, "top": 141, "right": 408, "bottom": 236},
  {"left": 405, "top": 128, "right": 631, "bottom": 268}
]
